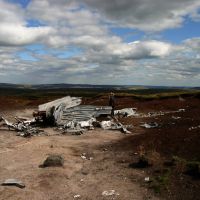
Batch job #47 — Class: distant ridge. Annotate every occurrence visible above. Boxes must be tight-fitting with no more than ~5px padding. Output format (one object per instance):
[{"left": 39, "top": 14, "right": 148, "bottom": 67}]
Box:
[{"left": 0, "top": 83, "right": 198, "bottom": 90}]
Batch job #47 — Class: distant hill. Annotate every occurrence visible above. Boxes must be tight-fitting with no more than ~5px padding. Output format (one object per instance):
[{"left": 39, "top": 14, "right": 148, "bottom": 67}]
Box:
[{"left": 0, "top": 83, "right": 199, "bottom": 90}]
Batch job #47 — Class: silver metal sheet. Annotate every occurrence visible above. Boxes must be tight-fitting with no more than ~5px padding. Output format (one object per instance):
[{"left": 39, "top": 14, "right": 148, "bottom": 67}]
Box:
[
  {"left": 39, "top": 96, "right": 82, "bottom": 112},
  {"left": 55, "top": 105, "right": 112, "bottom": 125}
]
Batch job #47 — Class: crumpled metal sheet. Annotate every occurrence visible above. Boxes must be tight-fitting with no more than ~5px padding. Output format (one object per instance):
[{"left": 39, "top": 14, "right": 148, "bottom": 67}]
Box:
[
  {"left": 1, "top": 116, "right": 42, "bottom": 137},
  {"left": 38, "top": 96, "right": 82, "bottom": 112}
]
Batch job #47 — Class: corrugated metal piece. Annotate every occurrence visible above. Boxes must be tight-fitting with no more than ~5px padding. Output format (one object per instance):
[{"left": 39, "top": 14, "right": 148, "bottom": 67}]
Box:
[
  {"left": 55, "top": 105, "right": 112, "bottom": 125},
  {"left": 38, "top": 96, "right": 112, "bottom": 126}
]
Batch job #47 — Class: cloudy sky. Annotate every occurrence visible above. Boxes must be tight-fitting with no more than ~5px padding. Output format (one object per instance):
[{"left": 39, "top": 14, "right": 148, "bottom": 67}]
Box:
[{"left": 0, "top": 0, "right": 200, "bottom": 86}]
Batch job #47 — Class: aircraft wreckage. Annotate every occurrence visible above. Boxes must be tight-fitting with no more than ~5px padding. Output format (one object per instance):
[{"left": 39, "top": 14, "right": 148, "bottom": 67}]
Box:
[
  {"left": 1, "top": 96, "right": 134, "bottom": 136},
  {"left": 0, "top": 96, "right": 186, "bottom": 137}
]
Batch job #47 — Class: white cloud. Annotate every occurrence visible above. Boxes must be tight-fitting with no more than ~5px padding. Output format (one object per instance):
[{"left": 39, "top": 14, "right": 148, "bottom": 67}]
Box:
[
  {"left": 0, "top": 23, "right": 53, "bottom": 46},
  {"left": 0, "top": 0, "right": 24, "bottom": 25},
  {"left": 184, "top": 37, "right": 200, "bottom": 50},
  {"left": 127, "top": 40, "right": 172, "bottom": 58},
  {"left": 0, "top": 0, "right": 199, "bottom": 86},
  {"left": 0, "top": 0, "right": 53, "bottom": 46}
]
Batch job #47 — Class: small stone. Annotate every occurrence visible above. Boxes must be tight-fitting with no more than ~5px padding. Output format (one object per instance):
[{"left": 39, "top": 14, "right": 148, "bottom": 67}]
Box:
[{"left": 74, "top": 194, "right": 81, "bottom": 199}]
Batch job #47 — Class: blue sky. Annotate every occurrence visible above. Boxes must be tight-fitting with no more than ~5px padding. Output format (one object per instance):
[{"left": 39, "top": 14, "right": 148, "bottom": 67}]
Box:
[
  {"left": 8, "top": 0, "right": 30, "bottom": 7},
  {"left": 0, "top": 0, "right": 200, "bottom": 86}
]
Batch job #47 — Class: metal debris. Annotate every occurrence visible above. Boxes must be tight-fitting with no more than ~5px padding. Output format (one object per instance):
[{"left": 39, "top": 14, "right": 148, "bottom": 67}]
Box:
[
  {"left": 36, "top": 96, "right": 114, "bottom": 134},
  {"left": 189, "top": 125, "right": 200, "bottom": 131},
  {"left": 1, "top": 179, "right": 25, "bottom": 189},
  {"left": 1, "top": 116, "right": 42, "bottom": 137},
  {"left": 113, "top": 108, "right": 186, "bottom": 119},
  {"left": 172, "top": 116, "right": 181, "bottom": 120},
  {"left": 1, "top": 96, "right": 133, "bottom": 136},
  {"left": 55, "top": 105, "right": 112, "bottom": 126},
  {"left": 38, "top": 96, "right": 111, "bottom": 126},
  {"left": 140, "top": 122, "right": 158, "bottom": 128},
  {"left": 39, "top": 96, "right": 82, "bottom": 112},
  {"left": 102, "top": 190, "right": 119, "bottom": 197},
  {"left": 138, "top": 108, "right": 186, "bottom": 118},
  {"left": 114, "top": 108, "right": 138, "bottom": 117},
  {"left": 81, "top": 153, "right": 93, "bottom": 160},
  {"left": 74, "top": 194, "right": 81, "bottom": 199},
  {"left": 100, "top": 120, "right": 131, "bottom": 134},
  {"left": 144, "top": 177, "right": 150, "bottom": 182},
  {"left": 64, "top": 120, "right": 91, "bottom": 130}
]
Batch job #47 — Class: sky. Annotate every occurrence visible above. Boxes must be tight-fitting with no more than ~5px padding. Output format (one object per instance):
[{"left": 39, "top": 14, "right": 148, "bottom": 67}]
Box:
[{"left": 0, "top": 0, "right": 200, "bottom": 86}]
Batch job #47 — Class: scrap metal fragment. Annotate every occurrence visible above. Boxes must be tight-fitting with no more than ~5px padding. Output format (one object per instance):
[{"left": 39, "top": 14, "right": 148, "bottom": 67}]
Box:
[
  {"left": 1, "top": 117, "right": 43, "bottom": 137},
  {"left": 100, "top": 120, "right": 131, "bottom": 134},
  {"left": 102, "top": 190, "right": 119, "bottom": 196},
  {"left": 1, "top": 179, "right": 25, "bottom": 189},
  {"left": 114, "top": 108, "right": 138, "bottom": 117},
  {"left": 140, "top": 122, "right": 158, "bottom": 128},
  {"left": 39, "top": 96, "right": 82, "bottom": 112}
]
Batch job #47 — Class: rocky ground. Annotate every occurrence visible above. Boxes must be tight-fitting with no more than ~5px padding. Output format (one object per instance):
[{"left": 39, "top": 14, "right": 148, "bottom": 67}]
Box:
[{"left": 0, "top": 95, "right": 200, "bottom": 200}]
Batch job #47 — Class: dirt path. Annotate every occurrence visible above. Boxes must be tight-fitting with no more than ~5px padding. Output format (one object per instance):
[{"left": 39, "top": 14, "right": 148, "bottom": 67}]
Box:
[{"left": 0, "top": 109, "right": 160, "bottom": 200}]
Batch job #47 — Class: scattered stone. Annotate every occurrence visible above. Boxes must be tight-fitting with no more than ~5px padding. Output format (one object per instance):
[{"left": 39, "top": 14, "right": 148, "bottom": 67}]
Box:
[
  {"left": 81, "top": 170, "right": 89, "bottom": 175},
  {"left": 40, "top": 154, "right": 64, "bottom": 168},
  {"left": 1, "top": 179, "right": 25, "bottom": 189}
]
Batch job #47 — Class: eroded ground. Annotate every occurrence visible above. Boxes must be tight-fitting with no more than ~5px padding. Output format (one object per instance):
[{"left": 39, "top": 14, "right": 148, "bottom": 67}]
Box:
[
  {"left": 0, "top": 95, "right": 200, "bottom": 200},
  {"left": 0, "top": 111, "right": 157, "bottom": 200}
]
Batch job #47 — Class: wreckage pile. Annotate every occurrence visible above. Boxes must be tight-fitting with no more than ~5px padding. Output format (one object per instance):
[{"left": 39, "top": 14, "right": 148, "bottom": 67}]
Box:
[
  {"left": 0, "top": 95, "right": 187, "bottom": 136},
  {"left": 0, "top": 116, "right": 43, "bottom": 137},
  {"left": 38, "top": 96, "right": 132, "bottom": 134},
  {"left": 0, "top": 96, "right": 134, "bottom": 136}
]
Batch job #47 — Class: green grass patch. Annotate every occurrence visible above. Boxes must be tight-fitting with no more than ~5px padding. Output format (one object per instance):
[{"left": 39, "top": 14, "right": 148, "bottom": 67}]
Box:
[{"left": 149, "top": 168, "right": 171, "bottom": 194}]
